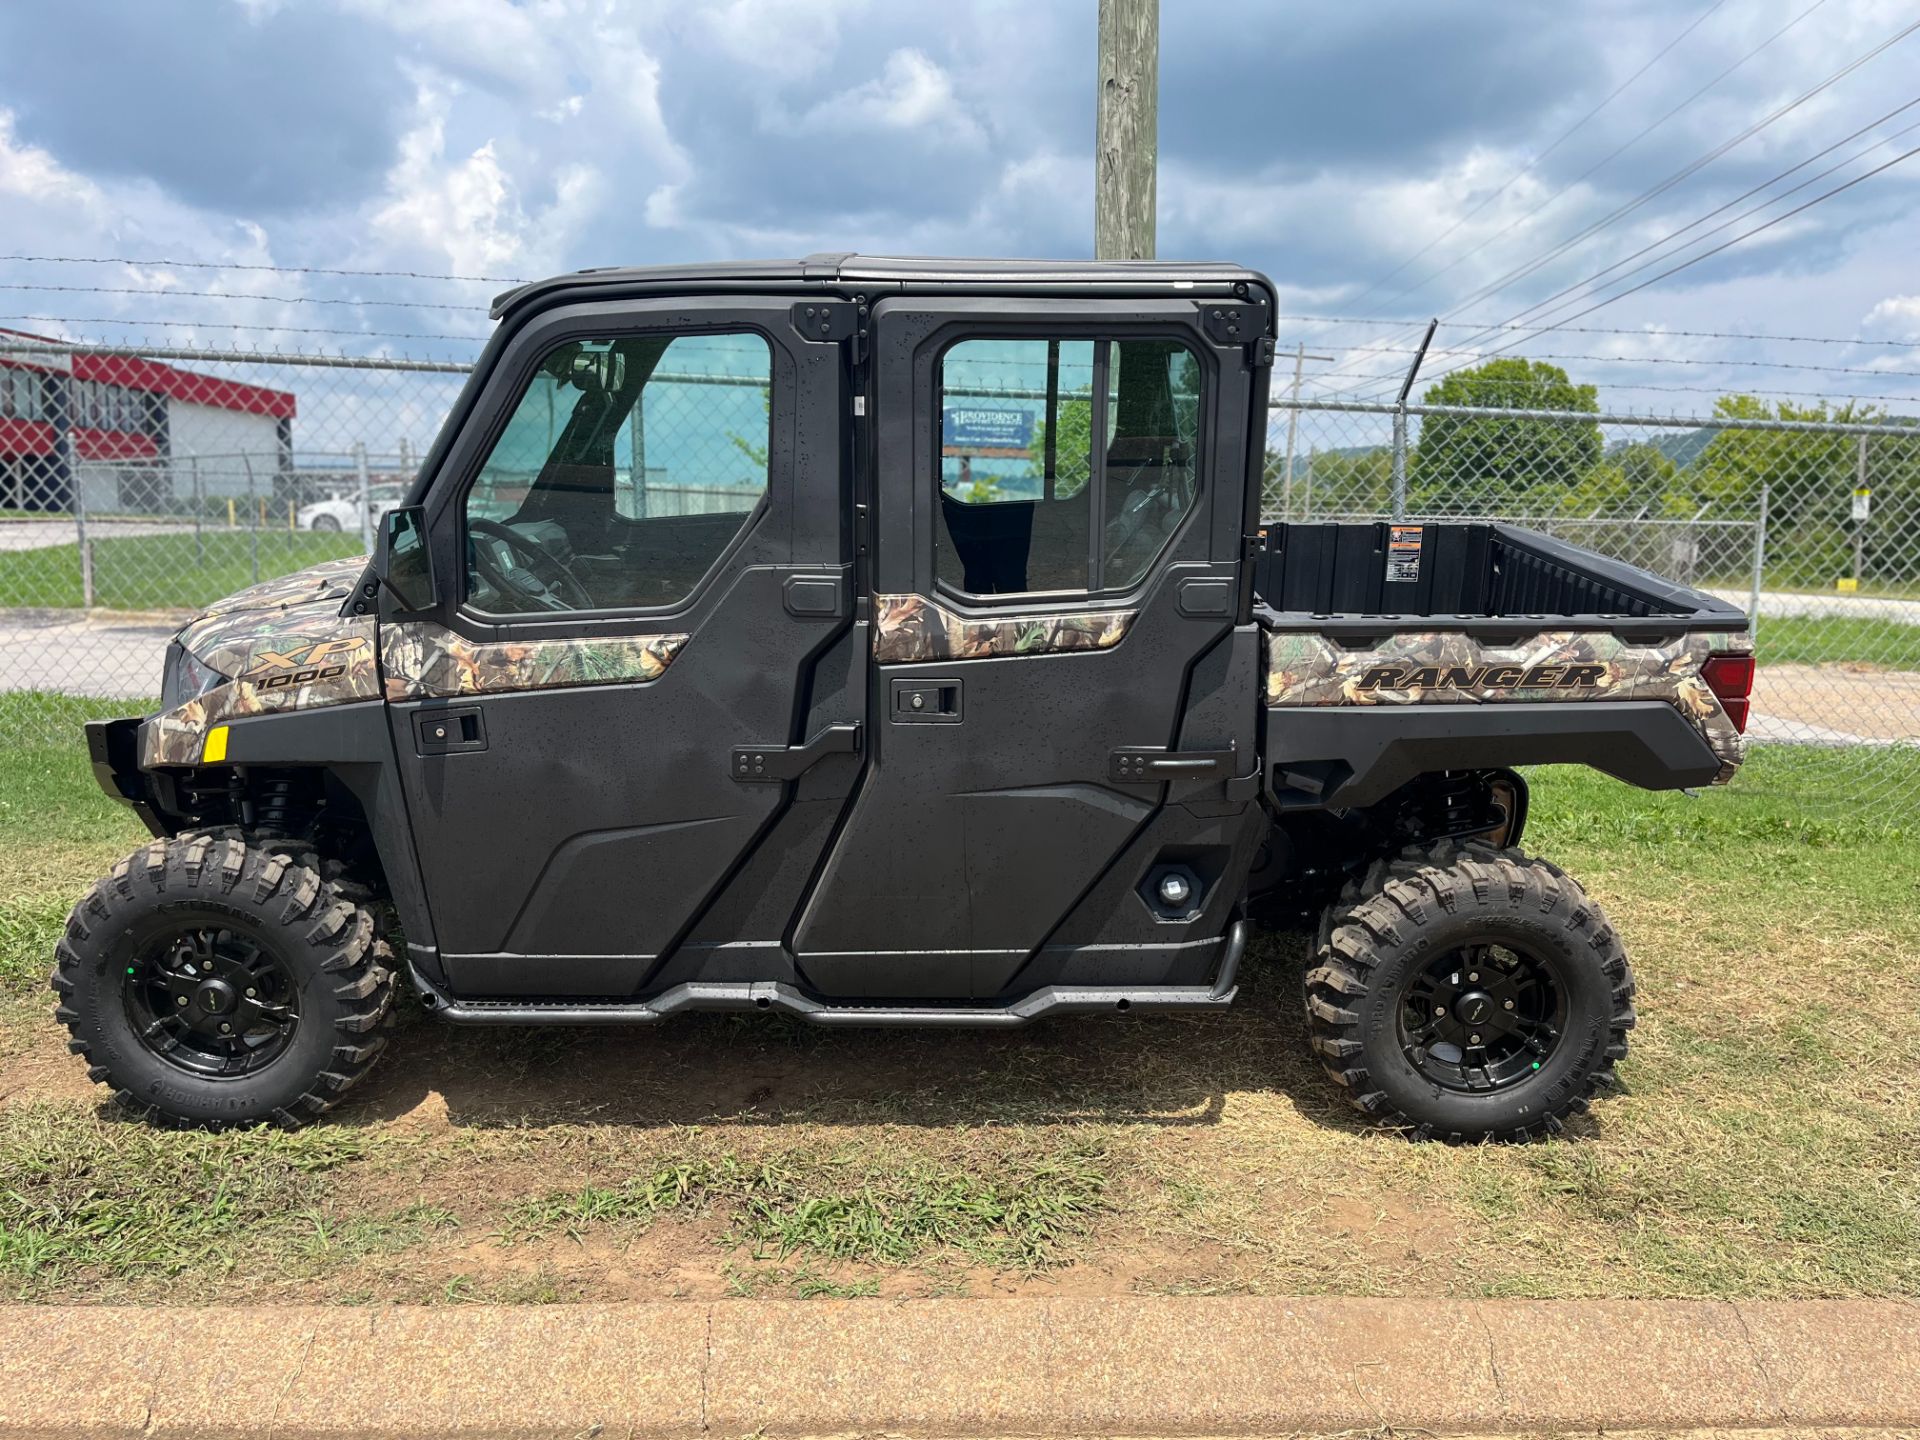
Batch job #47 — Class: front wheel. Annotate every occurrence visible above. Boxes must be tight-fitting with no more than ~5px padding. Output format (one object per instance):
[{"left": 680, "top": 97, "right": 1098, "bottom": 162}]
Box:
[
  {"left": 1305, "top": 840, "right": 1634, "bottom": 1142},
  {"left": 309, "top": 513, "right": 343, "bottom": 532},
  {"left": 52, "top": 835, "right": 393, "bottom": 1128}
]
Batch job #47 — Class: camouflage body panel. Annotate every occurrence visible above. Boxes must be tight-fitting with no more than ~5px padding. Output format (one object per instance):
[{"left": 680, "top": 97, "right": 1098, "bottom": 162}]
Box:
[
  {"left": 142, "top": 558, "right": 380, "bottom": 767},
  {"left": 382, "top": 622, "right": 689, "bottom": 700},
  {"left": 1264, "top": 627, "right": 1754, "bottom": 783},
  {"left": 872, "top": 593, "right": 1135, "bottom": 664}
]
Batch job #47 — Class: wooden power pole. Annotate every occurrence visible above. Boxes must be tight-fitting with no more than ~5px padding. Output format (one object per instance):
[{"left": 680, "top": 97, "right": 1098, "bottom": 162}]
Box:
[{"left": 1095, "top": 0, "right": 1158, "bottom": 260}]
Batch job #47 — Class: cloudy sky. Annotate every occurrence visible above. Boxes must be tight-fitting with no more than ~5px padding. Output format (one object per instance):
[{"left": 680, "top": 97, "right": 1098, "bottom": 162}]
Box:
[{"left": 2, "top": 0, "right": 1919, "bottom": 433}]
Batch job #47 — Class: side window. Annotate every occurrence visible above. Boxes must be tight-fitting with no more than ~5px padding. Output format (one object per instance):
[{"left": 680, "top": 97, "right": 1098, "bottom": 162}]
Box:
[
  {"left": 935, "top": 336, "right": 1200, "bottom": 597},
  {"left": 464, "top": 332, "right": 772, "bottom": 615}
]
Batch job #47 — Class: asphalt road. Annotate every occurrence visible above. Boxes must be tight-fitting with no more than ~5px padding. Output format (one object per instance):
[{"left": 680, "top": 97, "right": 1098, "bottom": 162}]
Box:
[{"left": 0, "top": 609, "right": 171, "bottom": 698}]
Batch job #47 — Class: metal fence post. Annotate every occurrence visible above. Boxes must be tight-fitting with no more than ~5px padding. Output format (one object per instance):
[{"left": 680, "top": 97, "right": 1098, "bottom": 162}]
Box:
[
  {"left": 1853, "top": 433, "right": 1869, "bottom": 586},
  {"left": 354, "top": 441, "right": 373, "bottom": 554},
  {"left": 1389, "top": 409, "right": 1409, "bottom": 521},
  {"left": 243, "top": 455, "right": 259, "bottom": 586},
  {"left": 190, "top": 453, "right": 204, "bottom": 566},
  {"left": 1747, "top": 481, "right": 1770, "bottom": 639},
  {"left": 1389, "top": 319, "right": 1438, "bottom": 522}
]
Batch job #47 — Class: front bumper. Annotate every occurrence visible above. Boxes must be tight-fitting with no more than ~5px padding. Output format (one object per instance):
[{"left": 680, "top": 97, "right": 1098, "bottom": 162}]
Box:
[{"left": 84, "top": 717, "right": 167, "bottom": 836}]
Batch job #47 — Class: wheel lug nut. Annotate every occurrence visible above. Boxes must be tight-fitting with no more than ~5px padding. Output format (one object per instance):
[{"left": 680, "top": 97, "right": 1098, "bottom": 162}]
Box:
[
  {"left": 219, "top": 1023, "right": 232, "bottom": 1034},
  {"left": 1434, "top": 1005, "right": 1446, "bottom": 1017},
  {"left": 1504, "top": 999, "right": 1515, "bottom": 1010},
  {"left": 1470, "top": 1033, "right": 1482, "bottom": 1045},
  {"left": 245, "top": 988, "right": 257, "bottom": 998},
  {"left": 175, "top": 996, "right": 188, "bottom": 1007},
  {"left": 1468, "top": 972, "right": 1479, "bottom": 982}
]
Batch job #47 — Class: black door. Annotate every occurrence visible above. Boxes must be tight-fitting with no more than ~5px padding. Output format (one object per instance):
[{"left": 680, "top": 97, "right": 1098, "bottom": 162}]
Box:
[
  {"left": 386, "top": 297, "right": 858, "bottom": 997},
  {"left": 793, "top": 298, "right": 1265, "bottom": 999}
]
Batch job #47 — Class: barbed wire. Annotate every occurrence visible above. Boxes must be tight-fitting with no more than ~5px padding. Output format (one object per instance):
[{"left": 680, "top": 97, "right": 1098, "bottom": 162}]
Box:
[
  {"left": 1281, "top": 316, "right": 1920, "bottom": 348},
  {"left": 0, "top": 283, "right": 490, "bottom": 311},
  {"left": 0, "top": 314, "right": 487, "bottom": 345},
  {"left": 0, "top": 254, "right": 525, "bottom": 285},
  {"left": 1284, "top": 343, "right": 1920, "bottom": 380}
]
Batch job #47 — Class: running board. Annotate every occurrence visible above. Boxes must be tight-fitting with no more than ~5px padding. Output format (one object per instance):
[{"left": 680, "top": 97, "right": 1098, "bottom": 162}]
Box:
[{"left": 414, "top": 921, "right": 1248, "bottom": 1028}]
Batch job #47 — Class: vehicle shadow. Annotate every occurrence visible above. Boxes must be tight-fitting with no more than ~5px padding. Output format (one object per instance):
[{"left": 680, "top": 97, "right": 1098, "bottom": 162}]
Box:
[{"left": 337, "top": 932, "right": 1376, "bottom": 1135}]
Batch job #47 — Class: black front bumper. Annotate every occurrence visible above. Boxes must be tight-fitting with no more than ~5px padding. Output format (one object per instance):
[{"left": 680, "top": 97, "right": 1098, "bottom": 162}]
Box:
[{"left": 84, "top": 718, "right": 166, "bottom": 836}]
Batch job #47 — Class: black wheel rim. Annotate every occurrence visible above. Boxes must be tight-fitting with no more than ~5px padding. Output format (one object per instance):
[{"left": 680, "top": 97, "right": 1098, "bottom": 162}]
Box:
[
  {"left": 1395, "top": 940, "right": 1567, "bottom": 1093},
  {"left": 123, "top": 925, "right": 301, "bottom": 1078}
]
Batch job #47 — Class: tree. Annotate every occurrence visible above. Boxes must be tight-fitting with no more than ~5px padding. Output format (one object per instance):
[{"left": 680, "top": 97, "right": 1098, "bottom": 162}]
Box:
[
  {"left": 1686, "top": 395, "right": 1920, "bottom": 587},
  {"left": 1411, "top": 359, "right": 1601, "bottom": 513}
]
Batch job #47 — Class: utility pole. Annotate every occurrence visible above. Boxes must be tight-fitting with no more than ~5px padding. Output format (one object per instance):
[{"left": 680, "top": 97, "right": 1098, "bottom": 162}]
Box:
[
  {"left": 1095, "top": 0, "right": 1158, "bottom": 260},
  {"left": 1279, "top": 344, "right": 1333, "bottom": 519}
]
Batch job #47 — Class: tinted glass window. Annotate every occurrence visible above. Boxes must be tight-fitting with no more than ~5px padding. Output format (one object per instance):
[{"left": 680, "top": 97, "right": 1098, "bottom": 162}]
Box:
[
  {"left": 464, "top": 332, "right": 771, "bottom": 614},
  {"left": 935, "top": 336, "right": 1199, "bottom": 596}
]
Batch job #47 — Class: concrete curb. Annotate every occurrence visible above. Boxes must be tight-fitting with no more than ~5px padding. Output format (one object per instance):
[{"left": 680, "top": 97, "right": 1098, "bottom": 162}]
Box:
[{"left": 1, "top": 1296, "right": 1915, "bottom": 1437}]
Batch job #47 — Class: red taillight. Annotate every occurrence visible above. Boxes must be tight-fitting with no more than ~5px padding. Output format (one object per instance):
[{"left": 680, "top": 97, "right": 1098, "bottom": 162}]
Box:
[{"left": 1702, "top": 653, "right": 1756, "bottom": 733}]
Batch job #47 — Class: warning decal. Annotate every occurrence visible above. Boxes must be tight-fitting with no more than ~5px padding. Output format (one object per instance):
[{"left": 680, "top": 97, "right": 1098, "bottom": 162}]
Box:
[{"left": 1386, "top": 524, "right": 1423, "bottom": 583}]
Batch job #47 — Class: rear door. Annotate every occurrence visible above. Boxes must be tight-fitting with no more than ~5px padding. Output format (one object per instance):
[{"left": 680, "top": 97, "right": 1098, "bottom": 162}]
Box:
[
  {"left": 793, "top": 297, "right": 1266, "bottom": 999},
  {"left": 386, "top": 296, "right": 858, "bottom": 997}
]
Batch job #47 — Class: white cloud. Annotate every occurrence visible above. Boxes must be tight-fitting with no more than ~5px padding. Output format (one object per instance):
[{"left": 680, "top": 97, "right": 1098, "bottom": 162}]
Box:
[
  {"left": 688, "top": 0, "right": 871, "bottom": 74},
  {"left": 1865, "top": 295, "right": 1920, "bottom": 336},
  {"left": 368, "top": 77, "right": 604, "bottom": 279},
  {"left": 796, "top": 49, "right": 984, "bottom": 145}
]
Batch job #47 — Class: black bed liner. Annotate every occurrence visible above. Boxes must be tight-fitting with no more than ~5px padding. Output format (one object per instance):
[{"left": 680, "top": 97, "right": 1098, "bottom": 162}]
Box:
[{"left": 1253, "top": 521, "right": 1744, "bottom": 634}]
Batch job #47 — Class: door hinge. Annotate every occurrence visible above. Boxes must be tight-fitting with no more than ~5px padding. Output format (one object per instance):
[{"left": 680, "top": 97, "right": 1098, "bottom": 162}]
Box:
[
  {"left": 733, "top": 722, "right": 861, "bottom": 782},
  {"left": 792, "top": 301, "right": 867, "bottom": 363},
  {"left": 1199, "top": 298, "right": 1272, "bottom": 365}
]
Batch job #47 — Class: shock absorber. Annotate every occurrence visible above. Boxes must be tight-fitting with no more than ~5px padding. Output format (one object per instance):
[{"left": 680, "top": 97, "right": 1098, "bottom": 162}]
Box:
[{"left": 253, "top": 774, "right": 300, "bottom": 833}]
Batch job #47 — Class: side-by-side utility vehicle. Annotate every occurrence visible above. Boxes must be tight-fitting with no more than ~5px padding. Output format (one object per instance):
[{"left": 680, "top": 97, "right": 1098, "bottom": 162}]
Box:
[{"left": 60, "top": 257, "right": 1755, "bottom": 1140}]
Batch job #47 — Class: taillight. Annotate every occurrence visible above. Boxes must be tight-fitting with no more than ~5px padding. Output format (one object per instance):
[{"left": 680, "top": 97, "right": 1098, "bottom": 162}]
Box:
[{"left": 1702, "top": 653, "right": 1755, "bottom": 733}]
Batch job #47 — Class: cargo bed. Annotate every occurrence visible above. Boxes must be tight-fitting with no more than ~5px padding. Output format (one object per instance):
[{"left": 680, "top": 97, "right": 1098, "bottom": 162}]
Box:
[{"left": 1253, "top": 521, "right": 1746, "bottom": 632}]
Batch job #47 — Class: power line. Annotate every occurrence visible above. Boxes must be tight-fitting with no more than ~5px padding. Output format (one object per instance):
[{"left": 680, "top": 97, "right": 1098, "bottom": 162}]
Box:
[
  {"left": 0, "top": 254, "right": 525, "bottom": 285},
  {"left": 1333, "top": 0, "right": 1731, "bottom": 318},
  {"left": 1404, "top": 142, "right": 1920, "bottom": 396},
  {"left": 1323, "top": 0, "right": 1839, "bottom": 345},
  {"left": 1449, "top": 97, "right": 1920, "bottom": 349}
]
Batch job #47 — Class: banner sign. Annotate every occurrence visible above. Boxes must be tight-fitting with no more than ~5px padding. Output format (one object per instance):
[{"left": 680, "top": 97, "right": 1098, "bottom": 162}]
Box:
[{"left": 943, "top": 406, "right": 1033, "bottom": 451}]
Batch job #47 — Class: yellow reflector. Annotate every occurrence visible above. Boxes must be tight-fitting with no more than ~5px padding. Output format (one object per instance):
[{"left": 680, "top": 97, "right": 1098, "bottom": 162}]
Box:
[{"left": 203, "top": 726, "right": 229, "bottom": 764}]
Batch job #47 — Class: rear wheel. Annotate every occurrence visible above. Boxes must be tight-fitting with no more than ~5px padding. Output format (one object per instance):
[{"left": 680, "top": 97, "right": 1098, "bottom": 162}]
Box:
[
  {"left": 52, "top": 835, "right": 393, "bottom": 1128},
  {"left": 309, "top": 513, "right": 343, "bottom": 532},
  {"left": 1304, "top": 840, "right": 1634, "bottom": 1142}
]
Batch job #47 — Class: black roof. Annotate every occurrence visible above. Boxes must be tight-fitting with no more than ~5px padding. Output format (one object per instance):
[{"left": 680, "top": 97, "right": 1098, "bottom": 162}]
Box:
[{"left": 490, "top": 253, "right": 1272, "bottom": 320}]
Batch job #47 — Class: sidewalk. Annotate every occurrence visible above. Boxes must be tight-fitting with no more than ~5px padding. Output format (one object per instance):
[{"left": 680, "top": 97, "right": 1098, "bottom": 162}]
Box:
[{"left": 2, "top": 1296, "right": 1915, "bottom": 1437}]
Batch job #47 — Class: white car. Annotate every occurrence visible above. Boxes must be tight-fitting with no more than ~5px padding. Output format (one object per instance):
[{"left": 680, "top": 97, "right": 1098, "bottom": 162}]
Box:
[{"left": 296, "top": 482, "right": 407, "bottom": 533}]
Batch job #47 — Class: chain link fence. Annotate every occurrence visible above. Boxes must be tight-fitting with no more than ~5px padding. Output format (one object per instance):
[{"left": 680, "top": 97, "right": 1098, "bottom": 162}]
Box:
[{"left": 2, "top": 337, "right": 1915, "bottom": 807}]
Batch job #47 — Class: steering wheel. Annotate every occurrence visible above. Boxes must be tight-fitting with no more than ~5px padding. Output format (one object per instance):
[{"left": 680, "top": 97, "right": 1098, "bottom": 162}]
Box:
[{"left": 468, "top": 518, "right": 595, "bottom": 611}]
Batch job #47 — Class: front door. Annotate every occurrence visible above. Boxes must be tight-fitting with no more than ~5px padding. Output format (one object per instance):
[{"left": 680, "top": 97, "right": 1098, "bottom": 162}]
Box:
[
  {"left": 387, "top": 297, "right": 857, "bottom": 996},
  {"left": 793, "top": 298, "right": 1265, "bottom": 999}
]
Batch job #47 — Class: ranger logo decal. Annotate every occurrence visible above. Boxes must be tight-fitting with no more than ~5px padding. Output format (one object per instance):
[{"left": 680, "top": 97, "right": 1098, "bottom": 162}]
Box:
[{"left": 1357, "top": 663, "right": 1606, "bottom": 692}]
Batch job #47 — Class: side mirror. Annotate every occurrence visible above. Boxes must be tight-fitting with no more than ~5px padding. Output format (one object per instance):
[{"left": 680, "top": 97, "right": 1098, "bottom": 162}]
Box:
[{"left": 374, "top": 506, "right": 439, "bottom": 612}]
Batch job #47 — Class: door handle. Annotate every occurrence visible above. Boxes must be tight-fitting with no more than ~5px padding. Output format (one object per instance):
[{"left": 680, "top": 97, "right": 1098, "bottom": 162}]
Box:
[
  {"left": 414, "top": 707, "right": 486, "bottom": 755},
  {"left": 732, "top": 723, "right": 862, "bottom": 783}
]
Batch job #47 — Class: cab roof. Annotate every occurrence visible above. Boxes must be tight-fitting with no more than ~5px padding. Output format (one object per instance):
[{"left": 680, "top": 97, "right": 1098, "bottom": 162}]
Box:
[{"left": 490, "top": 253, "right": 1272, "bottom": 321}]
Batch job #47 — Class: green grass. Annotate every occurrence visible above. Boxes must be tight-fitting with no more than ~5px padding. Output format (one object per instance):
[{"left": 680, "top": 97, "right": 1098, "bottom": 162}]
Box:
[
  {"left": 1755, "top": 613, "right": 1920, "bottom": 667},
  {"left": 0, "top": 691, "right": 1912, "bottom": 1303},
  {"left": 0, "top": 532, "right": 362, "bottom": 611},
  {"left": 506, "top": 1143, "right": 1111, "bottom": 1271}
]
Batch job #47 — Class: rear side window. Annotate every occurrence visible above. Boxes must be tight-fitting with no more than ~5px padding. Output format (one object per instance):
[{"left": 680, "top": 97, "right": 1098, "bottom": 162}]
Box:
[
  {"left": 464, "top": 332, "right": 772, "bottom": 614},
  {"left": 936, "top": 336, "right": 1200, "bottom": 597}
]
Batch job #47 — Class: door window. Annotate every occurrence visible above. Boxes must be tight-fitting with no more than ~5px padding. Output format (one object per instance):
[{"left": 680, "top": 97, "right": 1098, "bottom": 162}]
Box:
[
  {"left": 464, "top": 332, "right": 772, "bottom": 614},
  {"left": 935, "top": 336, "right": 1200, "bottom": 597}
]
